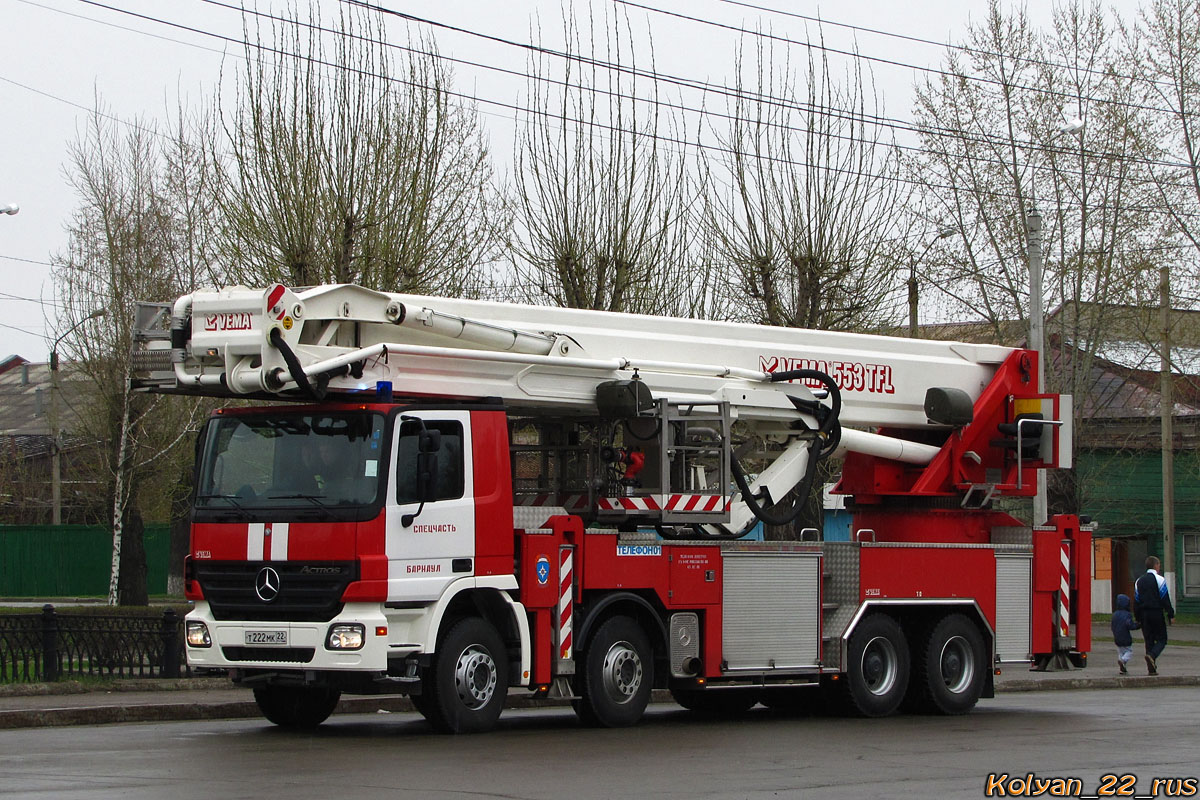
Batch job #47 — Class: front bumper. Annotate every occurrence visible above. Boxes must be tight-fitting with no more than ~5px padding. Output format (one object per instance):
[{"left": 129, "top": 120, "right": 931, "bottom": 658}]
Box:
[{"left": 185, "top": 601, "right": 393, "bottom": 671}]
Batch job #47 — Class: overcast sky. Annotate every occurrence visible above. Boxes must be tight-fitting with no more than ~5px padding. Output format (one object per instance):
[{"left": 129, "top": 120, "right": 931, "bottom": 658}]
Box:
[{"left": 0, "top": 0, "right": 1061, "bottom": 361}]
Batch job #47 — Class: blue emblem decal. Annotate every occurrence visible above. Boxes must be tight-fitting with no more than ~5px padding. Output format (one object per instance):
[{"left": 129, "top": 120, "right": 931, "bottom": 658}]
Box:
[{"left": 536, "top": 556, "right": 551, "bottom": 585}]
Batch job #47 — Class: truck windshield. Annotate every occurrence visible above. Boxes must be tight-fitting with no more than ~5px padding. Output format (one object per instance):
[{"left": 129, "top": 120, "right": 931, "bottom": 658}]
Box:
[{"left": 196, "top": 412, "right": 385, "bottom": 511}]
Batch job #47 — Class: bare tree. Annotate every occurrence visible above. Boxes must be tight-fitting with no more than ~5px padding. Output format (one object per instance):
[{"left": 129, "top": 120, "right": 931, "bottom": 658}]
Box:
[
  {"left": 912, "top": 0, "right": 1168, "bottom": 516},
  {"left": 701, "top": 34, "right": 907, "bottom": 331},
  {"left": 54, "top": 104, "right": 207, "bottom": 605},
  {"left": 508, "top": 8, "right": 699, "bottom": 316},
  {"left": 212, "top": 4, "right": 501, "bottom": 296},
  {"left": 912, "top": 0, "right": 1161, "bottom": 382},
  {"left": 1134, "top": 0, "right": 1200, "bottom": 262}
]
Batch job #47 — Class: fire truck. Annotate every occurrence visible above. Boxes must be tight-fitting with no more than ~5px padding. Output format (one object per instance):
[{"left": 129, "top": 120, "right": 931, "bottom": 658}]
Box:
[{"left": 131, "top": 283, "right": 1089, "bottom": 733}]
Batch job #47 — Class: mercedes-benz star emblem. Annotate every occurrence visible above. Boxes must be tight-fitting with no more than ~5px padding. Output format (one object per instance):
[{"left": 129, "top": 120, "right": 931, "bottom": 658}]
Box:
[{"left": 255, "top": 566, "right": 281, "bottom": 603}]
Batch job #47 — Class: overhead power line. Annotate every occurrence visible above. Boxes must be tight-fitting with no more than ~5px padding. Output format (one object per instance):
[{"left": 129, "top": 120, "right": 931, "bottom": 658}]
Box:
[
  {"left": 43, "top": 0, "right": 1200, "bottom": 219},
  {"left": 335, "top": 0, "right": 1194, "bottom": 176},
  {"left": 712, "top": 0, "right": 1175, "bottom": 93},
  {"left": 612, "top": 0, "right": 1180, "bottom": 118}
]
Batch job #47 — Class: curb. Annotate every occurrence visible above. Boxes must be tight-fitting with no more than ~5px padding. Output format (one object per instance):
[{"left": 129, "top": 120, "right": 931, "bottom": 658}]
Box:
[
  {"left": 995, "top": 675, "right": 1200, "bottom": 692},
  {"left": 5, "top": 678, "right": 1199, "bottom": 730}
]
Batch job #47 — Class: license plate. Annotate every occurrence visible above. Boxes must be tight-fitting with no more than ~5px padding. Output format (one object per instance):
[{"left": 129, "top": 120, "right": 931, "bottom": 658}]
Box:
[{"left": 245, "top": 630, "right": 287, "bottom": 645}]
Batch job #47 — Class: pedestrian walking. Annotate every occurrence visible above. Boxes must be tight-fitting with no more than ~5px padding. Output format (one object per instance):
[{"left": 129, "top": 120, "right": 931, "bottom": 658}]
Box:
[
  {"left": 1110, "top": 593, "right": 1140, "bottom": 674},
  {"left": 1134, "top": 556, "right": 1175, "bottom": 675}
]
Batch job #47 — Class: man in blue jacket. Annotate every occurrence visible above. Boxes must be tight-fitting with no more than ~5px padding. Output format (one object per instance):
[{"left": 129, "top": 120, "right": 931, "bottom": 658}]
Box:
[{"left": 1134, "top": 556, "right": 1176, "bottom": 675}]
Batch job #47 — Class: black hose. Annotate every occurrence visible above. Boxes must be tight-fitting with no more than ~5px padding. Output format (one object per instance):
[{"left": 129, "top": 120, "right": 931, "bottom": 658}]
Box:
[
  {"left": 724, "top": 367, "right": 842, "bottom": 531},
  {"left": 769, "top": 367, "right": 842, "bottom": 455},
  {"left": 269, "top": 327, "right": 326, "bottom": 401},
  {"left": 730, "top": 439, "right": 823, "bottom": 528}
]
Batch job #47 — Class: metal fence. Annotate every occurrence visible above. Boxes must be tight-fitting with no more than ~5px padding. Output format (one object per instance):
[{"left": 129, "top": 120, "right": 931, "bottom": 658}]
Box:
[
  {"left": 0, "top": 605, "right": 190, "bottom": 683},
  {"left": 0, "top": 524, "right": 173, "bottom": 596}
]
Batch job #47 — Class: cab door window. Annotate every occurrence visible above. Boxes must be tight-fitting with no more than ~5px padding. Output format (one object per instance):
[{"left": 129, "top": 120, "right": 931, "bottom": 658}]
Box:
[{"left": 395, "top": 420, "right": 464, "bottom": 504}]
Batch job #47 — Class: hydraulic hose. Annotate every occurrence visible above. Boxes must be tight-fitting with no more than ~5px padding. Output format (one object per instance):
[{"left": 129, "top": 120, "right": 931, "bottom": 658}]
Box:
[
  {"left": 730, "top": 439, "right": 822, "bottom": 528},
  {"left": 727, "top": 367, "right": 842, "bottom": 530},
  {"left": 268, "top": 327, "right": 350, "bottom": 401},
  {"left": 769, "top": 368, "right": 842, "bottom": 455}
]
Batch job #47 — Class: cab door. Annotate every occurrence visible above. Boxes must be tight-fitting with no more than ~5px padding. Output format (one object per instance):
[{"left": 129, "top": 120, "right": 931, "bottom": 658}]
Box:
[{"left": 384, "top": 410, "right": 475, "bottom": 601}]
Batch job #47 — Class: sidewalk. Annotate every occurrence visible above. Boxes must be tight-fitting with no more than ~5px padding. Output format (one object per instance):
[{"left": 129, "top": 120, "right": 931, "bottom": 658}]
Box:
[{"left": 2, "top": 623, "right": 1197, "bottom": 729}]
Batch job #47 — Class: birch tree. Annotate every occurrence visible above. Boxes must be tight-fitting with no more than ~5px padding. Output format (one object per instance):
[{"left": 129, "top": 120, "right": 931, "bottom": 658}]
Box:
[{"left": 54, "top": 105, "right": 208, "bottom": 605}]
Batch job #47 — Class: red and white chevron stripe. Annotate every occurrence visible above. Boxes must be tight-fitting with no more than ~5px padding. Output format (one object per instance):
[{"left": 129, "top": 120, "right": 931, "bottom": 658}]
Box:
[
  {"left": 596, "top": 494, "right": 729, "bottom": 512},
  {"left": 1059, "top": 541, "right": 1071, "bottom": 639},
  {"left": 559, "top": 546, "right": 574, "bottom": 660},
  {"left": 663, "top": 494, "right": 729, "bottom": 512}
]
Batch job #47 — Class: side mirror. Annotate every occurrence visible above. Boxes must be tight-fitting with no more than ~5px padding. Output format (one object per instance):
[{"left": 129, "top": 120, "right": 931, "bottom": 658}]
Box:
[
  {"left": 401, "top": 420, "right": 441, "bottom": 527},
  {"left": 419, "top": 429, "right": 442, "bottom": 454}
]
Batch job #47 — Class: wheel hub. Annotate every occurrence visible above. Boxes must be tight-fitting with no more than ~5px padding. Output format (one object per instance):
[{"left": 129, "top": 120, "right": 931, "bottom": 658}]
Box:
[
  {"left": 860, "top": 635, "right": 898, "bottom": 696},
  {"left": 455, "top": 645, "right": 498, "bottom": 709},
  {"left": 939, "top": 635, "right": 974, "bottom": 693},
  {"left": 601, "top": 640, "right": 643, "bottom": 704}
]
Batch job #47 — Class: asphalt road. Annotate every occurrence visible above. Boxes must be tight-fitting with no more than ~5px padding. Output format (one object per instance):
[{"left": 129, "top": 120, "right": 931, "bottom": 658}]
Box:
[{"left": 2, "top": 687, "right": 1198, "bottom": 800}]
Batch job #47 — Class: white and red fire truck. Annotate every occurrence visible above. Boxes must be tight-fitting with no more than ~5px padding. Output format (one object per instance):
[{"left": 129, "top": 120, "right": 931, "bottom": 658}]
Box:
[{"left": 132, "top": 283, "right": 1089, "bottom": 733}]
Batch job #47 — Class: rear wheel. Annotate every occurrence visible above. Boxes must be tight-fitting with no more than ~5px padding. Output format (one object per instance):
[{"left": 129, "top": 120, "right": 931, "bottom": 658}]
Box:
[
  {"left": 671, "top": 686, "right": 760, "bottom": 715},
  {"left": 422, "top": 617, "right": 508, "bottom": 734},
  {"left": 909, "top": 613, "right": 986, "bottom": 715},
  {"left": 253, "top": 685, "right": 341, "bottom": 729},
  {"left": 842, "top": 613, "right": 909, "bottom": 717},
  {"left": 576, "top": 616, "right": 653, "bottom": 728}
]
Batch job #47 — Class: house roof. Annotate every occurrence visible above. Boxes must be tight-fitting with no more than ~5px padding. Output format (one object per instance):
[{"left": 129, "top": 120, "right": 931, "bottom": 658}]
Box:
[
  {"left": 0, "top": 355, "right": 29, "bottom": 375},
  {"left": 0, "top": 361, "right": 91, "bottom": 438},
  {"left": 910, "top": 303, "right": 1200, "bottom": 422}
]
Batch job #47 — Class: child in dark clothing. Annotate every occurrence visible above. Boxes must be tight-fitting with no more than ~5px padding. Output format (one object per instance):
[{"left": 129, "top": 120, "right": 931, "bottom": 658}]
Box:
[{"left": 1111, "top": 593, "right": 1141, "bottom": 674}]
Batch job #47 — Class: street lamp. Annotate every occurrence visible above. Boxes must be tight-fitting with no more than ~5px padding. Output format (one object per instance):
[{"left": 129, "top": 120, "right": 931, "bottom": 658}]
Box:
[
  {"left": 49, "top": 307, "right": 107, "bottom": 525},
  {"left": 908, "top": 226, "right": 959, "bottom": 338},
  {"left": 1, "top": 203, "right": 18, "bottom": 216}
]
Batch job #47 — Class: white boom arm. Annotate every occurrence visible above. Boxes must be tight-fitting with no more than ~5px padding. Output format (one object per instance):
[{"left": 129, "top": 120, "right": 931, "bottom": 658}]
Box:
[
  {"left": 133, "top": 284, "right": 1025, "bottom": 535},
  {"left": 138, "top": 283, "right": 1012, "bottom": 433}
]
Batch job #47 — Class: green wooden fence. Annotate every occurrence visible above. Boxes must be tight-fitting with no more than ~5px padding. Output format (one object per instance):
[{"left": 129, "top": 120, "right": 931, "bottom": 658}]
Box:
[{"left": 0, "top": 525, "right": 173, "bottom": 597}]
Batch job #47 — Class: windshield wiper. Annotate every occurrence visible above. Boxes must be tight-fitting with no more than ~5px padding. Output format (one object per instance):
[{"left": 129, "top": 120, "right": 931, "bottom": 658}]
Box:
[
  {"left": 195, "top": 493, "right": 251, "bottom": 518},
  {"left": 266, "top": 492, "right": 331, "bottom": 510}
]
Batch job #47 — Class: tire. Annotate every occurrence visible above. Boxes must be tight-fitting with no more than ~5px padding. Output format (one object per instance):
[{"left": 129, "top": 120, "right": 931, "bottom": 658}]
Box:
[
  {"left": 253, "top": 684, "right": 341, "bottom": 729},
  {"left": 909, "top": 613, "right": 986, "bottom": 715},
  {"left": 576, "top": 616, "right": 653, "bottom": 728},
  {"left": 408, "top": 689, "right": 433, "bottom": 720},
  {"left": 671, "top": 686, "right": 759, "bottom": 715},
  {"left": 422, "top": 617, "right": 508, "bottom": 734},
  {"left": 842, "top": 613, "right": 909, "bottom": 717}
]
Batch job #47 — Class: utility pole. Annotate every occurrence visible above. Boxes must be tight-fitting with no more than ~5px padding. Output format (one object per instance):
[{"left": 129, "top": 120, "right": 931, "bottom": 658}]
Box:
[
  {"left": 1160, "top": 265, "right": 1176, "bottom": 602},
  {"left": 1027, "top": 207, "right": 1047, "bottom": 526}
]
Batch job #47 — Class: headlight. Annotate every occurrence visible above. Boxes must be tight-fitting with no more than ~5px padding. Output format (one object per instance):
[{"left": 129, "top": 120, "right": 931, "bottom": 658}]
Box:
[
  {"left": 186, "top": 621, "right": 211, "bottom": 648},
  {"left": 327, "top": 623, "right": 365, "bottom": 650}
]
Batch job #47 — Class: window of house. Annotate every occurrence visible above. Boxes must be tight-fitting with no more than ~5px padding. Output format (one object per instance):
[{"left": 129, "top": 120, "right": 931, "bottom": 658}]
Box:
[{"left": 1184, "top": 533, "right": 1200, "bottom": 598}]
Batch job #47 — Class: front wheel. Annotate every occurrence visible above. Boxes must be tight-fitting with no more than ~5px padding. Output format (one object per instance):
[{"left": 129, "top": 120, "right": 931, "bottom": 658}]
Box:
[
  {"left": 910, "top": 613, "right": 986, "bottom": 715},
  {"left": 253, "top": 684, "right": 341, "bottom": 729},
  {"left": 423, "top": 617, "right": 508, "bottom": 734},
  {"left": 842, "top": 613, "right": 909, "bottom": 717},
  {"left": 576, "top": 616, "right": 653, "bottom": 728}
]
